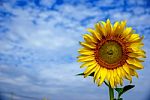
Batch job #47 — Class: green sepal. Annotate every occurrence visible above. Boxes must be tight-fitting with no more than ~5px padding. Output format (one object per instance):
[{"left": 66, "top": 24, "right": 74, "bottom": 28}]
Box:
[
  {"left": 76, "top": 72, "right": 94, "bottom": 76},
  {"left": 76, "top": 73, "right": 84, "bottom": 76}
]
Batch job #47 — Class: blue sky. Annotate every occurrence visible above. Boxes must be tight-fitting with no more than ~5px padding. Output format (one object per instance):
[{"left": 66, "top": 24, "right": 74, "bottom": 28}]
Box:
[{"left": 0, "top": 0, "right": 150, "bottom": 100}]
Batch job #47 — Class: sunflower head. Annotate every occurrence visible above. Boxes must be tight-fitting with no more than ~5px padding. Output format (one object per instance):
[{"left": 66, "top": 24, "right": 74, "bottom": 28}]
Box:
[{"left": 78, "top": 19, "right": 146, "bottom": 88}]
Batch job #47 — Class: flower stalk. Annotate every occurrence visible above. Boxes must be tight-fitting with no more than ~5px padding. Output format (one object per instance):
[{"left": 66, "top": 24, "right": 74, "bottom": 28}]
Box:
[{"left": 109, "top": 84, "right": 114, "bottom": 100}]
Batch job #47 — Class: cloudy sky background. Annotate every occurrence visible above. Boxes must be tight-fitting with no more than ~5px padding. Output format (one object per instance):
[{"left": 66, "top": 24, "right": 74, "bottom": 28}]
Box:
[{"left": 0, "top": 0, "right": 150, "bottom": 100}]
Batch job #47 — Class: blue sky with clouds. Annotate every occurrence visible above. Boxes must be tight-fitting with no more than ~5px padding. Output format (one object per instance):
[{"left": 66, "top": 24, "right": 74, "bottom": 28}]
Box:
[{"left": 0, "top": 0, "right": 150, "bottom": 100}]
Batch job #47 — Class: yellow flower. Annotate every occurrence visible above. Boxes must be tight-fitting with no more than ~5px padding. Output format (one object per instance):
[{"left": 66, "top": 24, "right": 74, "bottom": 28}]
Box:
[{"left": 77, "top": 19, "right": 146, "bottom": 88}]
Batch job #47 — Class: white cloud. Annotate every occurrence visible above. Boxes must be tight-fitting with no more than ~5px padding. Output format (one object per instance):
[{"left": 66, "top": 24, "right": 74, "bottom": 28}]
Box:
[
  {"left": 132, "top": 7, "right": 145, "bottom": 15},
  {"left": 128, "top": 0, "right": 147, "bottom": 5},
  {"left": 40, "top": 0, "right": 56, "bottom": 7}
]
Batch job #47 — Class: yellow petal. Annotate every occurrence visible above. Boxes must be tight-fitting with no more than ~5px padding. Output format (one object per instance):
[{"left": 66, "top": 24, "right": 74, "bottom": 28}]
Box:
[
  {"left": 113, "top": 69, "right": 118, "bottom": 87},
  {"left": 122, "top": 27, "right": 132, "bottom": 39},
  {"left": 126, "top": 58, "right": 144, "bottom": 69},
  {"left": 78, "top": 48, "right": 95, "bottom": 54},
  {"left": 123, "top": 67, "right": 132, "bottom": 82},
  {"left": 116, "top": 20, "right": 126, "bottom": 37},
  {"left": 79, "top": 42, "right": 95, "bottom": 49},
  {"left": 95, "top": 67, "right": 101, "bottom": 84},
  {"left": 129, "top": 68, "right": 134, "bottom": 76},
  {"left": 94, "top": 24, "right": 103, "bottom": 40},
  {"left": 94, "top": 23, "right": 105, "bottom": 37},
  {"left": 122, "top": 63, "right": 130, "bottom": 74},
  {"left": 113, "top": 21, "right": 119, "bottom": 32},
  {"left": 129, "top": 64, "right": 142, "bottom": 70},
  {"left": 113, "top": 69, "right": 117, "bottom": 78},
  {"left": 87, "top": 28, "right": 101, "bottom": 40},
  {"left": 109, "top": 71, "right": 115, "bottom": 88},
  {"left": 79, "top": 50, "right": 94, "bottom": 56},
  {"left": 110, "top": 78, "right": 115, "bottom": 88},
  {"left": 128, "top": 50, "right": 146, "bottom": 58},
  {"left": 128, "top": 34, "right": 140, "bottom": 42},
  {"left": 93, "top": 65, "right": 101, "bottom": 82},
  {"left": 115, "top": 75, "right": 120, "bottom": 85},
  {"left": 78, "top": 55, "right": 94, "bottom": 59},
  {"left": 84, "top": 63, "right": 97, "bottom": 78},
  {"left": 116, "top": 67, "right": 121, "bottom": 78},
  {"left": 100, "top": 21, "right": 107, "bottom": 36},
  {"left": 120, "top": 20, "right": 126, "bottom": 31},
  {"left": 101, "top": 21, "right": 106, "bottom": 26},
  {"left": 98, "top": 67, "right": 107, "bottom": 86},
  {"left": 120, "top": 78, "right": 123, "bottom": 86},
  {"left": 120, "top": 67, "right": 125, "bottom": 78},
  {"left": 80, "top": 61, "right": 97, "bottom": 68},
  {"left": 134, "top": 71, "right": 138, "bottom": 78},
  {"left": 113, "top": 21, "right": 121, "bottom": 36},
  {"left": 77, "top": 55, "right": 95, "bottom": 62},
  {"left": 129, "top": 42, "right": 144, "bottom": 51},
  {"left": 135, "top": 58, "right": 145, "bottom": 62},
  {"left": 83, "top": 34, "right": 97, "bottom": 43},
  {"left": 130, "top": 35, "right": 144, "bottom": 43},
  {"left": 129, "top": 68, "right": 138, "bottom": 78},
  {"left": 106, "top": 70, "right": 111, "bottom": 81},
  {"left": 114, "top": 79, "right": 117, "bottom": 87},
  {"left": 125, "top": 74, "right": 132, "bottom": 83},
  {"left": 106, "top": 19, "right": 112, "bottom": 35},
  {"left": 78, "top": 48, "right": 90, "bottom": 52}
]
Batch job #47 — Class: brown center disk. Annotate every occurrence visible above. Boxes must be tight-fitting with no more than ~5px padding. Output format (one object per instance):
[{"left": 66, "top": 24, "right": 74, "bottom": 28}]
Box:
[{"left": 95, "top": 37, "right": 128, "bottom": 69}]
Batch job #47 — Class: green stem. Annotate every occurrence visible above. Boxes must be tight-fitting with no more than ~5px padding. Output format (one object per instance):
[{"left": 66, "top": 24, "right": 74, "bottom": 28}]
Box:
[
  {"left": 104, "top": 81, "right": 109, "bottom": 86},
  {"left": 109, "top": 84, "right": 114, "bottom": 100},
  {"left": 117, "top": 94, "right": 120, "bottom": 100}
]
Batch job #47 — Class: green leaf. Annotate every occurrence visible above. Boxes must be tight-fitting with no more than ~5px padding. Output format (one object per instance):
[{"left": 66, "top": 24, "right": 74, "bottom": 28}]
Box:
[
  {"left": 118, "top": 85, "right": 135, "bottom": 98},
  {"left": 76, "top": 72, "right": 94, "bottom": 76},
  {"left": 115, "top": 88, "right": 123, "bottom": 94},
  {"left": 76, "top": 73, "right": 84, "bottom": 76}
]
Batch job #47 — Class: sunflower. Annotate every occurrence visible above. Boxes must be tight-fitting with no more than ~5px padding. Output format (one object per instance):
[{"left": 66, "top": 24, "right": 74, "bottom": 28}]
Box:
[{"left": 77, "top": 19, "right": 146, "bottom": 88}]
